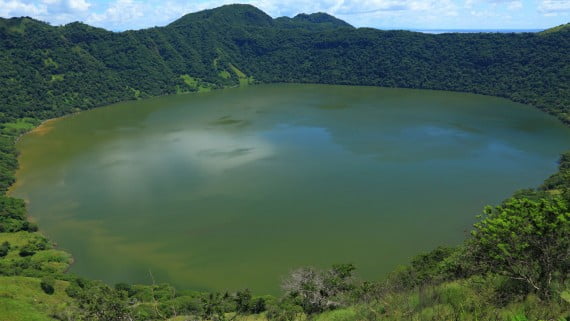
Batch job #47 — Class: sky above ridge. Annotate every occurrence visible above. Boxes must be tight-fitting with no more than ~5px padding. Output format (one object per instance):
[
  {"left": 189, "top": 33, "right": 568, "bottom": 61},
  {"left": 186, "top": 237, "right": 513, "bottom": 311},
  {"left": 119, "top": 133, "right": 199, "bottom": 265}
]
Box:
[{"left": 0, "top": 0, "right": 568, "bottom": 31}]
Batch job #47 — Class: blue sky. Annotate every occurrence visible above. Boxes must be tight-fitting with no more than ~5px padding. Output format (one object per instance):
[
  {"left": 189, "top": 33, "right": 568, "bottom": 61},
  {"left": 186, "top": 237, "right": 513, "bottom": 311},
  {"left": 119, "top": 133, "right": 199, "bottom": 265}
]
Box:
[{"left": 0, "top": 0, "right": 568, "bottom": 31}]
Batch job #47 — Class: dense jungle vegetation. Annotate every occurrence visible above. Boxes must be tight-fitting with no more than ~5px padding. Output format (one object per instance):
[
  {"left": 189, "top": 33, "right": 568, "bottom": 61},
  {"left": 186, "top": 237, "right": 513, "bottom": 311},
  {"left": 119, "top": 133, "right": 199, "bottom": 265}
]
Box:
[
  {"left": 0, "top": 4, "right": 569, "bottom": 320},
  {"left": 1, "top": 4, "right": 569, "bottom": 124}
]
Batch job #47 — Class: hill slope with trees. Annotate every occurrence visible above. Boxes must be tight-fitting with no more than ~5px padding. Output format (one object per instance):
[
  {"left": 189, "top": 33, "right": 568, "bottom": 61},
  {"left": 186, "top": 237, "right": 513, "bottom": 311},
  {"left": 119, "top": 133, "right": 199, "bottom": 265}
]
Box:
[{"left": 0, "top": 4, "right": 568, "bottom": 125}]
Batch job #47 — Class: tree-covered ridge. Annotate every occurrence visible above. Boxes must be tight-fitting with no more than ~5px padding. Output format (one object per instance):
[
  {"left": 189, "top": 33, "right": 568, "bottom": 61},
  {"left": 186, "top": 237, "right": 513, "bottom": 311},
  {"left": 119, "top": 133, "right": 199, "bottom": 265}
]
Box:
[
  {"left": 0, "top": 4, "right": 569, "bottom": 124},
  {"left": 541, "top": 23, "right": 570, "bottom": 34},
  {"left": 274, "top": 13, "right": 354, "bottom": 30}
]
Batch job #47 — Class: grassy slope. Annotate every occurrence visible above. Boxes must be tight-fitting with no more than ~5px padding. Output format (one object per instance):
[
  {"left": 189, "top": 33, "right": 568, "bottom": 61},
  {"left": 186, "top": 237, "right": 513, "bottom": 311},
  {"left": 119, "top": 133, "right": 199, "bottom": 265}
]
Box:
[
  {"left": 0, "top": 231, "right": 74, "bottom": 321},
  {"left": 540, "top": 23, "right": 570, "bottom": 34},
  {"left": 0, "top": 231, "right": 72, "bottom": 274},
  {"left": 0, "top": 276, "right": 73, "bottom": 321}
]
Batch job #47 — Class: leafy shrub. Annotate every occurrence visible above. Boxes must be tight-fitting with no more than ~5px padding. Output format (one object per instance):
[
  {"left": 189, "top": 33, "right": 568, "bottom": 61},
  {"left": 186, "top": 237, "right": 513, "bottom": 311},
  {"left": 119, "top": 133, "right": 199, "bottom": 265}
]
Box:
[
  {"left": 266, "top": 299, "right": 304, "bottom": 321},
  {"left": 40, "top": 276, "right": 55, "bottom": 294},
  {"left": 469, "top": 196, "right": 570, "bottom": 298},
  {"left": 251, "top": 297, "right": 266, "bottom": 313},
  {"left": 19, "top": 243, "right": 36, "bottom": 257},
  {"left": 282, "top": 264, "right": 355, "bottom": 314},
  {"left": 0, "top": 241, "right": 9, "bottom": 257}
]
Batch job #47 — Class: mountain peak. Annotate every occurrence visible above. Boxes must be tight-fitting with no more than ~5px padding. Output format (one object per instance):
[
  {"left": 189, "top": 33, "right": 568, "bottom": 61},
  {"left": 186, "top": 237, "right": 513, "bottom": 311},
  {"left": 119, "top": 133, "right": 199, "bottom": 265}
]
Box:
[
  {"left": 274, "top": 12, "right": 353, "bottom": 30},
  {"left": 292, "top": 13, "right": 353, "bottom": 28},
  {"left": 0, "top": 16, "right": 51, "bottom": 33},
  {"left": 168, "top": 4, "right": 273, "bottom": 28}
]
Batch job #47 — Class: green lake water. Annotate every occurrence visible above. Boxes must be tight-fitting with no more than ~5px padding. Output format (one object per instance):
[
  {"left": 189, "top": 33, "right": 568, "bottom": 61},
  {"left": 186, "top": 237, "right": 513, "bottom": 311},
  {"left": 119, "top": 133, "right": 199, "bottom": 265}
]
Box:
[{"left": 11, "top": 84, "right": 570, "bottom": 294}]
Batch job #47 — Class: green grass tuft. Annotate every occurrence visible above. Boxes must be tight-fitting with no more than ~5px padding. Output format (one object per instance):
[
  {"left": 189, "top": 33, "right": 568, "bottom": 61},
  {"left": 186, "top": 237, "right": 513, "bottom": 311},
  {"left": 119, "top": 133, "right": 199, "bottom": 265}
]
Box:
[
  {"left": 1, "top": 118, "right": 39, "bottom": 136},
  {"left": 180, "top": 74, "right": 198, "bottom": 88},
  {"left": 314, "top": 308, "right": 356, "bottom": 321},
  {"left": 43, "top": 58, "right": 58, "bottom": 68},
  {"left": 50, "top": 74, "right": 64, "bottom": 82},
  {"left": 218, "top": 70, "right": 231, "bottom": 79}
]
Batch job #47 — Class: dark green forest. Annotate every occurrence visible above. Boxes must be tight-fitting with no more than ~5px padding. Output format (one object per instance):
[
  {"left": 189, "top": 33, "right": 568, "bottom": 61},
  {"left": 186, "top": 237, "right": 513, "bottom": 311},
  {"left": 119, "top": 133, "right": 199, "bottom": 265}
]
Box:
[
  {"left": 1, "top": 4, "right": 569, "bottom": 124},
  {"left": 0, "top": 4, "right": 569, "bottom": 321}
]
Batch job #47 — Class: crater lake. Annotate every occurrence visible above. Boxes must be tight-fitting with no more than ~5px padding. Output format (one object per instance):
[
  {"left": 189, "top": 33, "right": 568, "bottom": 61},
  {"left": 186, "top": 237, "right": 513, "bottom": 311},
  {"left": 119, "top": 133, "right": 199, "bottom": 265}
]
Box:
[{"left": 11, "top": 84, "right": 570, "bottom": 294}]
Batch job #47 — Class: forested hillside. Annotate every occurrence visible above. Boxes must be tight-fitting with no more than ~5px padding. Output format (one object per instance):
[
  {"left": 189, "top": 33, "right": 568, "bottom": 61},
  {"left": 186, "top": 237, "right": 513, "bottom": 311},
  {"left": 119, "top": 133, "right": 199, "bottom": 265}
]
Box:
[
  {"left": 0, "top": 4, "right": 569, "bottom": 124},
  {"left": 0, "top": 4, "right": 569, "bottom": 321}
]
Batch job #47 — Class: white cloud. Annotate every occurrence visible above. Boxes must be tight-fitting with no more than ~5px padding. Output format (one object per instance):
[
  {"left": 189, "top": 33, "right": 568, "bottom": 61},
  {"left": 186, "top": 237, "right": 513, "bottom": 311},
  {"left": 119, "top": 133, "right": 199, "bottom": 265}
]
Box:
[
  {"left": 0, "top": 0, "right": 46, "bottom": 17},
  {"left": 68, "top": 0, "right": 90, "bottom": 11},
  {"left": 465, "top": 0, "right": 523, "bottom": 10},
  {"left": 310, "top": 0, "right": 459, "bottom": 28},
  {"left": 42, "top": 0, "right": 91, "bottom": 14},
  {"left": 464, "top": 0, "right": 523, "bottom": 24},
  {"left": 507, "top": 1, "right": 523, "bottom": 10},
  {"left": 470, "top": 9, "right": 500, "bottom": 16},
  {"left": 84, "top": 0, "right": 240, "bottom": 30},
  {"left": 318, "top": 0, "right": 410, "bottom": 15},
  {"left": 86, "top": 0, "right": 145, "bottom": 28},
  {"left": 539, "top": 0, "right": 570, "bottom": 13},
  {"left": 0, "top": 0, "right": 91, "bottom": 25}
]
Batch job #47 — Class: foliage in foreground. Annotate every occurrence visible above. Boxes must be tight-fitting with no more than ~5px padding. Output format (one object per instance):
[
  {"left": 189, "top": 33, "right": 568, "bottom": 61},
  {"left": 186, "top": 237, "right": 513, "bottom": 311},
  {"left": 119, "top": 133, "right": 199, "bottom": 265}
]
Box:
[{"left": 470, "top": 197, "right": 569, "bottom": 298}]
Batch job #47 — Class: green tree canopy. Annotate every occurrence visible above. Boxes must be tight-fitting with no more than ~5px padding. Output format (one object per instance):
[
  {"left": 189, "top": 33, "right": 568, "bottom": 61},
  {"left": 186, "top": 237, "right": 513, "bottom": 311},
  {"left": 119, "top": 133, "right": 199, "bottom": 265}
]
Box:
[{"left": 469, "top": 196, "right": 570, "bottom": 298}]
